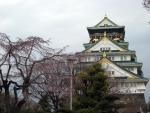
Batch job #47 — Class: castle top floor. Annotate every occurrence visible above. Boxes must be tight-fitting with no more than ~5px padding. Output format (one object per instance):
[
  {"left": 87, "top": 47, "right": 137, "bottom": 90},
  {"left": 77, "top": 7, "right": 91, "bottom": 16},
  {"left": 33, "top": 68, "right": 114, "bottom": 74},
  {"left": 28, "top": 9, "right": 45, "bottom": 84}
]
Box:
[{"left": 87, "top": 16, "right": 125, "bottom": 43}]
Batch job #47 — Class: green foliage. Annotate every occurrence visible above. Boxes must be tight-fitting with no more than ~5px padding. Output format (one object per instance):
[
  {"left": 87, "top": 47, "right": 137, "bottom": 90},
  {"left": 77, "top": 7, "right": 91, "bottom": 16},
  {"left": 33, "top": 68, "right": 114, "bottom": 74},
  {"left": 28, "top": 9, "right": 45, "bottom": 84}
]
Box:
[
  {"left": 73, "top": 63, "right": 120, "bottom": 113},
  {"left": 20, "top": 109, "right": 35, "bottom": 113},
  {"left": 56, "top": 109, "right": 73, "bottom": 113}
]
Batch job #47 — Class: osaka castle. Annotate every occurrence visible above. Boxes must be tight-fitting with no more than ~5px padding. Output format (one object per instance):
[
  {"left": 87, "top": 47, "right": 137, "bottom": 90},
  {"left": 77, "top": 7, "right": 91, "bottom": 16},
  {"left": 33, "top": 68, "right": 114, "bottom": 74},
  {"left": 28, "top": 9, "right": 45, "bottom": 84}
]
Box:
[{"left": 76, "top": 16, "right": 148, "bottom": 112}]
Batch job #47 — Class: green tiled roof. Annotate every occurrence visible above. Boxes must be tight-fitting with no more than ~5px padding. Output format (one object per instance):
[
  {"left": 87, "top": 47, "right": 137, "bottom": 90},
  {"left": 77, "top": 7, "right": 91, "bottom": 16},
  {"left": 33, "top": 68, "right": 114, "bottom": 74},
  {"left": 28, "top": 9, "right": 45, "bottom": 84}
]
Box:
[
  {"left": 77, "top": 51, "right": 136, "bottom": 56},
  {"left": 87, "top": 16, "right": 124, "bottom": 30},
  {"left": 117, "top": 42, "right": 129, "bottom": 49},
  {"left": 116, "top": 62, "right": 142, "bottom": 67},
  {"left": 87, "top": 26, "right": 125, "bottom": 30},
  {"left": 83, "top": 43, "right": 94, "bottom": 49}
]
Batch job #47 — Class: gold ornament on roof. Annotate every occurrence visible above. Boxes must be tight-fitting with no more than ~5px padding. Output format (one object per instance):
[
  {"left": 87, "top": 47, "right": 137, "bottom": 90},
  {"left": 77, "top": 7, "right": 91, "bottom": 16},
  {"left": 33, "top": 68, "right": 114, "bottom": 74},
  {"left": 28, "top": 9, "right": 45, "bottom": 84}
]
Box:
[
  {"left": 104, "top": 31, "right": 107, "bottom": 37},
  {"left": 102, "top": 52, "right": 107, "bottom": 58}
]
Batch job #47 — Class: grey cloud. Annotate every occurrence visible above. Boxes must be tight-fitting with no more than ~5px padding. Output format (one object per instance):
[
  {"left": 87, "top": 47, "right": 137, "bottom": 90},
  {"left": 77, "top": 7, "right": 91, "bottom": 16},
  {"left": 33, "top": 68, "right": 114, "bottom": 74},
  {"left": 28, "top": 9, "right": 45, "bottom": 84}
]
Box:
[{"left": 0, "top": 0, "right": 149, "bottom": 78}]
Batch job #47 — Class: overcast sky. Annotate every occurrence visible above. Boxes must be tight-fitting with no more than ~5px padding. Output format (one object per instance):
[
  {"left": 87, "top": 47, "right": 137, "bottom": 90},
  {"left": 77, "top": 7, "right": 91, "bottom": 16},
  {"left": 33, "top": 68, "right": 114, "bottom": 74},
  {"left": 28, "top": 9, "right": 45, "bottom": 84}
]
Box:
[{"left": 0, "top": 0, "right": 150, "bottom": 78}]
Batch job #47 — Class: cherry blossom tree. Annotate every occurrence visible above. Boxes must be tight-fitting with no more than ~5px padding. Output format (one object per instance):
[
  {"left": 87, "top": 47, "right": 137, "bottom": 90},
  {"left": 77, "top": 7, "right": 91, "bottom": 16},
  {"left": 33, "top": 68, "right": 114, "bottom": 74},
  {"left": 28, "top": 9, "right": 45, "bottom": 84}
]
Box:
[
  {"left": 0, "top": 33, "right": 69, "bottom": 113},
  {"left": 31, "top": 55, "right": 76, "bottom": 113}
]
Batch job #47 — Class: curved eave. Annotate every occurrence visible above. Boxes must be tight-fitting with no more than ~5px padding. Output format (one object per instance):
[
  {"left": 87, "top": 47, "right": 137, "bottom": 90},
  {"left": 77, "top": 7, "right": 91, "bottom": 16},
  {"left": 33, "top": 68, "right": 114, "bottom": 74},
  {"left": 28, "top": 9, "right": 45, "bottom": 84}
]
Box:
[
  {"left": 111, "top": 78, "right": 149, "bottom": 83},
  {"left": 116, "top": 62, "right": 143, "bottom": 67},
  {"left": 76, "top": 51, "right": 136, "bottom": 56},
  {"left": 118, "top": 42, "right": 129, "bottom": 45},
  {"left": 87, "top": 26, "right": 125, "bottom": 30}
]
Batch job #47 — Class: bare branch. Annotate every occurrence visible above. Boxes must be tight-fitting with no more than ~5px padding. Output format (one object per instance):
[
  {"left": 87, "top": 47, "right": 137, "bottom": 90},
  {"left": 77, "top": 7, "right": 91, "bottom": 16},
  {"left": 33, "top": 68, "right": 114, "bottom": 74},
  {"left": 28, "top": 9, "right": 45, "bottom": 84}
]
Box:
[{"left": 143, "top": 0, "right": 150, "bottom": 11}]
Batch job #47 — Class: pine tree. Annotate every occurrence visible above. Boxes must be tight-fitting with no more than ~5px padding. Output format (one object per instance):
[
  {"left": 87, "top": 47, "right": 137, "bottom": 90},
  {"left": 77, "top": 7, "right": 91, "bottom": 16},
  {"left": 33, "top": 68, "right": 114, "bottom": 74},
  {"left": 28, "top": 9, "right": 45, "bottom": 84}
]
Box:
[{"left": 73, "top": 63, "right": 121, "bottom": 113}]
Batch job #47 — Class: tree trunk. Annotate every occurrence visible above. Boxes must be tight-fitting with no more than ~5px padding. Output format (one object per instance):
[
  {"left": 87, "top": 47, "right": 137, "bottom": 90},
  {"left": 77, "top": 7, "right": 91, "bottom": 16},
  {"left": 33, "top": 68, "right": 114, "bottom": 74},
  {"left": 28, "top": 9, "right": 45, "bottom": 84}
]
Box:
[
  {"left": 4, "top": 87, "right": 11, "bottom": 113},
  {"left": 14, "top": 99, "right": 26, "bottom": 113}
]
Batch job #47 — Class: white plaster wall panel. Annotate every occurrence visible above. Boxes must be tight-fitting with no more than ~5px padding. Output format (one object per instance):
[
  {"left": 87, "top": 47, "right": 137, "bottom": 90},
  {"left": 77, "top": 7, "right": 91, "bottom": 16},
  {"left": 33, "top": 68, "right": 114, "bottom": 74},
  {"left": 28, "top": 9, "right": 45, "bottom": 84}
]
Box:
[
  {"left": 117, "top": 82, "right": 146, "bottom": 94},
  {"left": 98, "top": 19, "right": 116, "bottom": 26},
  {"left": 113, "top": 55, "right": 131, "bottom": 61},
  {"left": 101, "top": 61, "right": 133, "bottom": 78},
  {"left": 131, "top": 67, "right": 138, "bottom": 74},
  {"left": 114, "top": 56, "right": 121, "bottom": 61},
  {"left": 126, "top": 55, "right": 131, "bottom": 61},
  {"left": 89, "top": 56, "right": 95, "bottom": 62}
]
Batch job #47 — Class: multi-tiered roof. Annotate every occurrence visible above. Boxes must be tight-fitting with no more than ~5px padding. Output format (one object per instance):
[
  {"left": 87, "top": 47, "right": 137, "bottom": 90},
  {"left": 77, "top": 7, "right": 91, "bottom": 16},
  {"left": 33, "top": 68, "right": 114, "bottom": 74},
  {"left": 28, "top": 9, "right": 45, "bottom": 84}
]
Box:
[
  {"left": 76, "top": 16, "right": 148, "bottom": 113},
  {"left": 76, "top": 16, "right": 148, "bottom": 93}
]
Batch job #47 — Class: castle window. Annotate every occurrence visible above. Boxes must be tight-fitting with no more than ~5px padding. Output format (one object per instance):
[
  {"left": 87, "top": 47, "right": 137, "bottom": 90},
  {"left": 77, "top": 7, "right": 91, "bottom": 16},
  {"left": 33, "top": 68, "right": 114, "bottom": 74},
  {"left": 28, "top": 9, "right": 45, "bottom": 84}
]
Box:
[
  {"left": 121, "top": 55, "right": 127, "bottom": 61},
  {"left": 104, "top": 24, "right": 108, "bottom": 26},
  {"left": 108, "top": 56, "right": 114, "bottom": 61},
  {"left": 86, "top": 57, "right": 89, "bottom": 62},
  {"left": 111, "top": 71, "right": 114, "bottom": 75},
  {"left": 121, "top": 56, "right": 123, "bottom": 61},
  {"left": 100, "top": 47, "right": 111, "bottom": 52},
  {"left": 110, "top": 56, "right": 114, "bottom": 61},
  {"left": 107, "top": 71, "right": 115, "bottom": 75}
]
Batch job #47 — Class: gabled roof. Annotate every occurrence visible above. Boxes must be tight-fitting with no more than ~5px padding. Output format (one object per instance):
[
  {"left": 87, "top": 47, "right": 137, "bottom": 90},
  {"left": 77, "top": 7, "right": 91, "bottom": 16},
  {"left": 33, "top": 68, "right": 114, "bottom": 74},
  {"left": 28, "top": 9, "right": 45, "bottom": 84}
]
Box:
[
  {"left": 87, "top": 16, "right": 125, "bottom": 30},
  {"left": 83, "top": 34, "right": 128, "bottom": 52},
  {"left": 98, "top": 57, "right": 142, "bottom": 79},
  {"left": 95, "top": 16, "right": 118, "bottom": 27}
]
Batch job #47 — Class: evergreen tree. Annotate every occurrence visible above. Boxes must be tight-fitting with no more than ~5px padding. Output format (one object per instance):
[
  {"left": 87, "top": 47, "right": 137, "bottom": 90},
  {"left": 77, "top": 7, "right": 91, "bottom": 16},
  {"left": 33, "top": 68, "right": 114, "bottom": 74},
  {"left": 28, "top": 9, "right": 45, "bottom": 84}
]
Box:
[{"left": 73, "top": 63, "right": 121, "bottom": 113}]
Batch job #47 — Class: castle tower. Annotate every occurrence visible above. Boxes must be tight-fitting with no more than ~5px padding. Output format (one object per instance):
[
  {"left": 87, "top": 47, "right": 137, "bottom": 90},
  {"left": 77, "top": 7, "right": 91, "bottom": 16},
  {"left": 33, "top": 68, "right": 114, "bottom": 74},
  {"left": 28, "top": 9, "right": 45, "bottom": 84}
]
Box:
[{"left": 76, "top": 16, "right": 148, "bottom": 113}]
